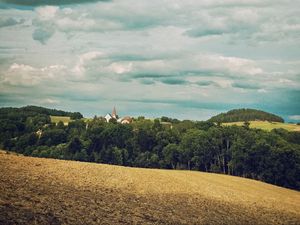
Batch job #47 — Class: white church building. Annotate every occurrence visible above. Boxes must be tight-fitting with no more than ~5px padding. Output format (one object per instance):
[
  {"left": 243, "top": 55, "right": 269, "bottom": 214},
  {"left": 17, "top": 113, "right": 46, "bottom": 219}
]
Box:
[{"left": 105, "top": 107, "right": 132, "bottom": 124}]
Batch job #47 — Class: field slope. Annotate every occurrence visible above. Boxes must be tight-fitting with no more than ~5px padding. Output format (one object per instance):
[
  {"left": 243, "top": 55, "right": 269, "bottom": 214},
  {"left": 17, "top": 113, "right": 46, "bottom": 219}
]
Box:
[
  {"left": 223, "top": 120, "right": 300, "bottom": 132},
  {"left": 0, "top": 151, "right": 300, "bottom": 225}
]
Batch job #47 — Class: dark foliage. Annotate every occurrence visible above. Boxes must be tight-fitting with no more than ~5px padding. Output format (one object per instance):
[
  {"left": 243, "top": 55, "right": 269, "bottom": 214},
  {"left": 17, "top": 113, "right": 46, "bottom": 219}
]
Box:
[{"left": 0, "top": 106, "right": 299, "bottom": 190}]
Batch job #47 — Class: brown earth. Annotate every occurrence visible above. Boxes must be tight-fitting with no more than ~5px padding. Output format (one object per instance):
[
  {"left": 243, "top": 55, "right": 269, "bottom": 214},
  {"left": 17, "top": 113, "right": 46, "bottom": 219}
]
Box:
[{"left": 0, "top": 151, "right": 300, "bottom": 225}]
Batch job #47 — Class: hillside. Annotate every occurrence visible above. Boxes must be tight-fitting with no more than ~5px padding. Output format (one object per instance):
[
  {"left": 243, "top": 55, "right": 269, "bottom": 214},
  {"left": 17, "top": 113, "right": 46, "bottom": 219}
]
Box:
[
  {"left": 0, "top": 106, "right": 82, "bottom": 144},
  {"left": 0, "top": 105, "right": 83, "bottom": 121},
  {"left": 209, "top": 108, "right": 284, "bottom": 123},
  {"left": 1, "top": 151, "right": 300, "bottom": 225}
]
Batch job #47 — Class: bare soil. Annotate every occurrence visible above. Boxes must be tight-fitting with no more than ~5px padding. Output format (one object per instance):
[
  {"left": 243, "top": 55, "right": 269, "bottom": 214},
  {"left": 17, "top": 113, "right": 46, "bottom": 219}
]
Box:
[{"left": 0, "top": 151, "right": 299, "bottom": 225}]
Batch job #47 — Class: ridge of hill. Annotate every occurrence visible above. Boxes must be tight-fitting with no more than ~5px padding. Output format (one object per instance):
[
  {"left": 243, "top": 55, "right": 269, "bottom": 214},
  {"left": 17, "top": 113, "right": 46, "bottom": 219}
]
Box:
[
  {"left": 209, "top": 108, "right": 284, "bottom": 123},
  {"left": 0, "top": 105, "right": 83, "bottom": 120},
  {"left": 0, "top": 151, "right": 300, "bottom": 225}
]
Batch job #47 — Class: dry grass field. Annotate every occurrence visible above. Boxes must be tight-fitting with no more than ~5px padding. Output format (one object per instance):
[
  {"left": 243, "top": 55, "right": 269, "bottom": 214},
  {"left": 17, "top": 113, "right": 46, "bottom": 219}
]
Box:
[
  {"left": 223, "top": 121, "right": 300, "bottom": 132},
  {"left": 50, "top": 116, "right": 72, "bottom": 125},
  {"left": 0, "top": 151, "right": 300, "bottom": 225}
]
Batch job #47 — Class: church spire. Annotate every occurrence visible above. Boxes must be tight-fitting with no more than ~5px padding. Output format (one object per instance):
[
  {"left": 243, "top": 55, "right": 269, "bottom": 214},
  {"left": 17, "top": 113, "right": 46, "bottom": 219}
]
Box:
[{"left": 112, "top": 106, "right": 117, "bottom": 118}]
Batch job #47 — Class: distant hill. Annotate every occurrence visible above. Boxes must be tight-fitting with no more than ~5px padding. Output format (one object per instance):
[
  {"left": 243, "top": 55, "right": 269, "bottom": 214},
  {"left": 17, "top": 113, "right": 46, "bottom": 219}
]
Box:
[
  {"left": 209, "top": 108, "right": 284, "bottom": 123},
  {"left": 0, "top": 105, "right": 83, "bottom": 120},
  {"left": 1, "top": 152, "right": 300, "bottom": 225},
  {"left": 0, "top": 106, "right": 83, "bottom": 144}
]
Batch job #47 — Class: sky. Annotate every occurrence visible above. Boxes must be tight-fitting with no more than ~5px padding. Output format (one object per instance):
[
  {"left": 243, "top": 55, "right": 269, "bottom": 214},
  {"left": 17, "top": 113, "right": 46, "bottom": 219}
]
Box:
[{"left": 0, "top": 0, "right": 299, "bottom": 121}]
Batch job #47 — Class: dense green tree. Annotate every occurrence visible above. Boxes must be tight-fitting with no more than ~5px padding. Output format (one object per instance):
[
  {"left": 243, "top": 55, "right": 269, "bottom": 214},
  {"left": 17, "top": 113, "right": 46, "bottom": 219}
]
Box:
[
  {"left": 68, "top": 137, "right": 83, "bottom": 154},
  {"left": 15, "top": 133, "right": 38, "bottom": 153},
  {"left": 74, "top": 149, "right": 89, "bottom": 161},
  {"left": 134, "top": 151, "right": 155, "bottom": 168},
  {"left": 39, "top": 129, "right": 67, "bottom": 146},
  {"left": 111, "top": 147, "right": 123, "bottom": 165},
  {"left": 163, "top": 143, "right": 181, "bottom": 169}
]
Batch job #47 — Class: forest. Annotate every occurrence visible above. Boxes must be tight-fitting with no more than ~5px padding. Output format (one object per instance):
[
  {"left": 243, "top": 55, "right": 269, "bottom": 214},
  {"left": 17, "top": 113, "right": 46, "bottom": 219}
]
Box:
[
  {"left": 0, "top": 106, "right": 299, "bottom": 190},
  {"left": 209, "top": 108, "right": 284, "bottom": 123}
]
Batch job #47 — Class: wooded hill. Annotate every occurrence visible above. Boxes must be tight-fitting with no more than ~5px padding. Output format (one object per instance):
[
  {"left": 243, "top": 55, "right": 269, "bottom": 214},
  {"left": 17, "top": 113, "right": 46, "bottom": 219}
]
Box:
[
  {"left": 0, "top": 106, "right": 83, "bottom": 144},
  {"left": 209, "top": 108, "right": 284, "bottom": 123},
  {"left": 0, "top": 105, "right": 83, "bottom": 120}
]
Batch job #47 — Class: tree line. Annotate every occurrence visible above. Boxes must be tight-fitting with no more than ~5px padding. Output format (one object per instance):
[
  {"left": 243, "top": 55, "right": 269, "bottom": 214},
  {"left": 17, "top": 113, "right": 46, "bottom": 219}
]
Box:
[{"left": 0, "top": 107, "right": 299, "bottom": 190}]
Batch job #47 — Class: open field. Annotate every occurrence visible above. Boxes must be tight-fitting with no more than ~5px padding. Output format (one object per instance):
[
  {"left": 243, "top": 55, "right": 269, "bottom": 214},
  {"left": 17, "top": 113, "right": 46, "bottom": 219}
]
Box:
[
  {"left": 223, "top": 121, "right": 300, "bottom": 132},
  {"left": 50, "top": 116, "right": 72, "bottom": 125},
  {"left": 0, "top": 151, "right": 300, "bottom": 225},
  {"left": 82, "top": 118, "right": 92, "bottom": 123}
]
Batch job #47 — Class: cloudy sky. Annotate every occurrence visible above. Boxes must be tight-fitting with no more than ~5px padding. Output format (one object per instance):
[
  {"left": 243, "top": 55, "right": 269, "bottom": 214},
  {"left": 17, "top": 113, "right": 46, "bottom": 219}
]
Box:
[{"left": 0, "top": 0, "right": 299, "bottom": 121}]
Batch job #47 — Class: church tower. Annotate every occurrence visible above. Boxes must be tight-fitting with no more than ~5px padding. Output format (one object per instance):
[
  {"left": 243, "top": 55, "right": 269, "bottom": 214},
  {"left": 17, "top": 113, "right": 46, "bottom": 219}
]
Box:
[{"left": 112, "top": 106, "right": 117, "bottom": 119}]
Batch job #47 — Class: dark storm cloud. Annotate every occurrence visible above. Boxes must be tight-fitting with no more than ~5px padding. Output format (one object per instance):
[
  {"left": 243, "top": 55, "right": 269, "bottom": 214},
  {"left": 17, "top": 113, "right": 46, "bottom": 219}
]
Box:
[
  {"left": 32, "top": 27, "right": 55, "bottom": 44},
  {"left": 124, "top": 98, "right": 241, "bottom": 111},
  {"left": 131, "top": 73, "right": 172, "bottom": 79},
  {"left": 232, "top": 82, "right": 262, "bottom": 90},
  {"left": 0, "top": 17, "right": 24, "bottom": 27},
  {"left": 185, "top": 28, "right": 225, "bottom": 38},
  {"left": 160, "top": 78, "right": 189, "bottom": 85},
  {"left": 0, "top": 93, "right": 29, "bottom": 105},
  {"left": 195, "top": 81, "right": 216, "bottom": 86}
]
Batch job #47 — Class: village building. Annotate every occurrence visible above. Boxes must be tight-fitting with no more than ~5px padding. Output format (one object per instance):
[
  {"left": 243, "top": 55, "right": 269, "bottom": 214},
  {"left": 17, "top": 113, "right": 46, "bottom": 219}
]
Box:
[
  {"left": 120, "top": 116, "right": 133, "bottom": 124},
  {"left": 105, "top": 106, "right": 117, "bottom": 122},
  {"left": 105, "top": 107, "right": 132, "bottom": 124}
]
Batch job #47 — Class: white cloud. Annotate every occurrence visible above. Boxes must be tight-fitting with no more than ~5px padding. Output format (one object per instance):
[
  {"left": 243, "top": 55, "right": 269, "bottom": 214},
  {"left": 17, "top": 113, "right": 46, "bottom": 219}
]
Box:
[
  {"left": 1, "top": 63, "right": 67, "bottom": 86},
  {"left": 3, "top": 63, "right": 41, "bottom": 86},
  {"left": 10, "top": 63, "right": 35, "bottom": 72},
  {"left": 72, "top": 51, "right": 104, "bottom": 76},
  {"left": 32, "top": 5, "right": 122, "bottom": 43},
  {"left": 289, "top": 115, "right": 300, "bottom": 120},
  {"left": 41, "top": 98, "right": 60, "bottom": 104},
  {"left": 214, "top": 79, "right": 232, "bottom": 88},
  {"left": 108, "top": 62, "right": 133, "bottom": 74},
  {"left": 62, "top": 8, "right": 73, "bottom": 15},
  {"left": 119, "top": 53, "right": 264, "bottom": 80},
  {"left": 36, "top": 6, "right": 59, "bottom": 20},
  {"left": 258, "top": 89, "right": 267, "bottom": 93},
  {"left": 279, "top": 78, "right": 293, "bottom": 84},
  {"left": 196, "top": 54, "right": 263, "bottom": 76}
]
